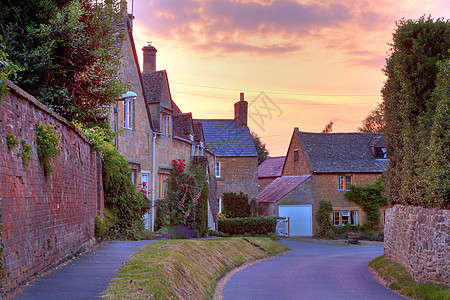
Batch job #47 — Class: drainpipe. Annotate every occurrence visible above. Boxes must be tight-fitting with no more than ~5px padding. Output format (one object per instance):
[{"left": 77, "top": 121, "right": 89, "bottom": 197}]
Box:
[{"left": 151, "top": 133, "right": 157, "bottom": 232}]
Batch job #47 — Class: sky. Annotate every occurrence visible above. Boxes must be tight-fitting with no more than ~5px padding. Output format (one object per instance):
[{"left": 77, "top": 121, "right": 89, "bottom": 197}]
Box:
[{"left": 128, "top": 0, "right": 450, "bottom": 156}]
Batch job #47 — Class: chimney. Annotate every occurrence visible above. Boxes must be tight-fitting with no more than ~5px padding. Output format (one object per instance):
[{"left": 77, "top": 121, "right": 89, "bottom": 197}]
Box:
[
  {"left": 142, "top": 42, "right": 157, "bottom": 73},
  {"left": 234, "top": 92, "right": 248, "bottom": 126}
]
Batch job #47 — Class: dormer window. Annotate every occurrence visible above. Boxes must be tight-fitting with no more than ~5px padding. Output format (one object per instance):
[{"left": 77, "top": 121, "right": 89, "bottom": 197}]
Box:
[
  {"left": 162, "top": 114, "right": 171, "bottom": 137},
  {"left": 375, "top": 147, "right": 387, "bottom": 159}
]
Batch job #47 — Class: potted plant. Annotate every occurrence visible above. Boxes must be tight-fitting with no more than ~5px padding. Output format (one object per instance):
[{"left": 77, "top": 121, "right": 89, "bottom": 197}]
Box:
[{"left": 348, "top": 232, "right": 359, "bottom": 244}]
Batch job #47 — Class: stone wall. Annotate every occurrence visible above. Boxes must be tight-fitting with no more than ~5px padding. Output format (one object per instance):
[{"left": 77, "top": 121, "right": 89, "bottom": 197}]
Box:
[
  {"left": 384, "top": 205, "right": 449, "bottom": 286},
  {"left": 216, "top": 156, "right": 258, "bottom": 201},
  {"left": 0, "top": 82, "right": 99, "bottom": 293}
]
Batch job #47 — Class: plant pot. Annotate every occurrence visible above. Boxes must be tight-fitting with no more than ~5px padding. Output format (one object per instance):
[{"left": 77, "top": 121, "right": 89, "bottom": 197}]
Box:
[{"left": 348, "top": 236, "right": 359, "bottom": 244}]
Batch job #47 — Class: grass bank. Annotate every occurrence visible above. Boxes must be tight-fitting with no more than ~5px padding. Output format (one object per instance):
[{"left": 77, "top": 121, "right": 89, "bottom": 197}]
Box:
[
  {"left": 103, "top": 237, "right": 289, "bottom": 300},
  {"left": 369, "top": 256, "right": 449, "bottom": 300}
]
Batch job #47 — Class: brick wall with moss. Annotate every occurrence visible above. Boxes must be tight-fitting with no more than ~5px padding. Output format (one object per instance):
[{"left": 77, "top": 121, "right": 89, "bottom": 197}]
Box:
[{"left": 0, "top": 82, "right": 99, "bottom": 293}]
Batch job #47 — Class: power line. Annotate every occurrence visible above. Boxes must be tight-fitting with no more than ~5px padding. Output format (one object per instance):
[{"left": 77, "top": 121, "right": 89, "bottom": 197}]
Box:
[
  {"left": 171, "top": 81, "right": 380, "bottom": 97},
  {"left": 171, "top": 90, "right": 378, "bottom": 106}
]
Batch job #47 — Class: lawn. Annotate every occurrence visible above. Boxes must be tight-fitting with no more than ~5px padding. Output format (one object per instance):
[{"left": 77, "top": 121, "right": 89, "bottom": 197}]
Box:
[{"left": 103, "top": 237, "right": 289, "bottom": 300}]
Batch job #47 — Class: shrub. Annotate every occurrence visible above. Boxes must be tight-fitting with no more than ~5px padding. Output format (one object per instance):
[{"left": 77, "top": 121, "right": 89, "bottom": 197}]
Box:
[
  {"left": 18, "top": 140, "right": 32, "bottom": 168},
  {"left": 222, "top": 192, "right": 250, "bottom": 218},
  {"left": 6, "top": 133, "right": 18, "bottom": 150},
  {"left": 316, "top": 201, "right": 333, "bottom": 237},
  {"left": 218, "top": 216, "right": 277, "bottom": 236},
  {"left": 95, "top": 215, "right": 106, "bottom": 239},
  {"left": 208, "top": 230, "right": 229, "bottom": 237}
]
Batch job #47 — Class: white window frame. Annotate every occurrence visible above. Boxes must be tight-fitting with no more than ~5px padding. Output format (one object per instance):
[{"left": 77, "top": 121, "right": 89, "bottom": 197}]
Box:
[
  {"left": 159, "top": 174, "right": 170, "bottom": 199},
  {"left": 162, "top": 114, "right": 171, "bottom": 137},
  {"left": 338, "top": 175, "right": 353, "bottom": 191},
  {"left": 123, "top": 97, "right": 134, "bottom": 129},
  {"left": 218, "top": 197, "right": 222, "bottom": 214},
  {"left": 333, "top": 210, "right": 358, "bottom": 226},
  {"left": 215, "top": 161, "right": 221, "bottom": 178}
]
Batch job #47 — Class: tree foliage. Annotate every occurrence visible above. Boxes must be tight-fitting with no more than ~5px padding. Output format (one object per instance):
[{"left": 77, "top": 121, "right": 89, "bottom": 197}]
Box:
[
  {"left": 321, "top": 121, "right": 333, "bottom": 133},
  {"left": 0, "top": 0, "right": 127, "bottom": 122},
  {"left": 251, "top": 132, "right": 269, "bottom": 165},
  {"left": 381, "top": 16, "right": 450, "bottom": 208},
  {"left": 358, "top": 103, "right": 385, "bottom": 132}
]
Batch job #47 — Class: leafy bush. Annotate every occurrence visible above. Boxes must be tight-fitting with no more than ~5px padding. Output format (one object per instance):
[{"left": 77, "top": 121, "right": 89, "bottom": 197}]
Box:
[
  {"left": 222, "top": 192, "right": 250, "bottom": 218},
  {"left": 18, "top": 140, "right": 32, "bottom": 168},
  {"left": 218, "top": 217, "right": 277, "bottom": 236},
  {"left": 316, "top": 201, "right": 333, "bottom": 237},
  {"left": 95, "top": 215, "right": 106, "bottom": 239},
  {"left": 208, "top": 230, "right": 230, "bottom": 237}
]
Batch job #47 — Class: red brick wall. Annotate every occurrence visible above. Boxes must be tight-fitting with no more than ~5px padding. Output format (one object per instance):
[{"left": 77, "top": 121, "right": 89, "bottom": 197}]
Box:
[{"left": 0, "top": 82, "right": 99, "bottom": 293}]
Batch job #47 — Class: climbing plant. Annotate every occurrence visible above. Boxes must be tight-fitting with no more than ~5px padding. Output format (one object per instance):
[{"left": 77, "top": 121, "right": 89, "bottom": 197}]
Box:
[
  {"left": 36, "top": 124, "right": 61, "bottom": 179},
  {"left": 345, "top": 177, "right": 388, "bottom": 231},
  {"left": 316, "top": 201, "right": 333, "bottom": 238}
]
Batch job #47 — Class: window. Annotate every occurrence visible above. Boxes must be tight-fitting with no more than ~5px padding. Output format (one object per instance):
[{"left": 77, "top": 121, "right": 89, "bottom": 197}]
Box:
[
  {"left": 218, "top": 197, "right": 222, "bottom": 214},
  {"left": 159, "top": 174, "right": 170, "bottom": 199},
  {"left": 123, "top": 97, "right": 134, "bottom": 129},
  {"left": 338, "top": 175, "right": 352, "bottom": 191},
  {"left": 294, "top": 149, "right": 299, "bottom": 162},
  {"left": 333, "top": 210, "right": 358, "bottom": 226},
  {"left": 333, "top": 211, "right": 340, "bottom": 226},
  {"left": 375, "top": 147, "right": 388, "bottom": 159},
  {"left": 215, "top": 161, "right": 221, "bottom": 178},
  {"left": 162, "top": 114, "right": 171, "bottom": 137}
]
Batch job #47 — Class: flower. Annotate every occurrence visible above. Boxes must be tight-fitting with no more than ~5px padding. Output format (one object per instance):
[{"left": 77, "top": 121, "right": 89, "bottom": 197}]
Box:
[{"left": 348, "top": 232, "right": 359, "bottom": 236}]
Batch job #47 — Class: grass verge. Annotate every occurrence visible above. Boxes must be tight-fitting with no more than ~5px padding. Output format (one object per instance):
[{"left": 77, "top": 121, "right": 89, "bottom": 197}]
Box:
[
  {"left": 103, "top": 237, "right": 289, "bottom": 300},
  {"left": 369, "top": 255, "right": 450, "bottom": 300}
]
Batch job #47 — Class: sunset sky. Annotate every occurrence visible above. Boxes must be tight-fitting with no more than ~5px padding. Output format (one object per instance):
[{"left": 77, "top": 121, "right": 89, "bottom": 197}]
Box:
[{"left": 128, "top": 0, "right": 449, "bottom": 156}]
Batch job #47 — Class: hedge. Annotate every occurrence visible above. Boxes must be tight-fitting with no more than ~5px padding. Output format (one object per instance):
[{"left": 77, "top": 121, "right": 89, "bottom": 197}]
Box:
[{"left": 218, "top": 216, "right": 277, "bottom": 236}]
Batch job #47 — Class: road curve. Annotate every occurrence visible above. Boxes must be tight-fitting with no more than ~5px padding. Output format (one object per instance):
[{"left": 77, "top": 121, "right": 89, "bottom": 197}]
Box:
[{"left": 222, "top": 239, "right": 408, "bottom": 300}]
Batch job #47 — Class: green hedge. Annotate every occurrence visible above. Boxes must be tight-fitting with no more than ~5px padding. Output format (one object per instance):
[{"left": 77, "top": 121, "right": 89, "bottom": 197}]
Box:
[{"left": 218, "top": 216, "right": 277, "bottom": 236}]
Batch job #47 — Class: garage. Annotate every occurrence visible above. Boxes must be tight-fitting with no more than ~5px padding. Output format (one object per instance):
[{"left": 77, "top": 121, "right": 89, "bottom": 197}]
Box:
[{"left": 278, "top": 205, "right": 312, "bottom": 236}]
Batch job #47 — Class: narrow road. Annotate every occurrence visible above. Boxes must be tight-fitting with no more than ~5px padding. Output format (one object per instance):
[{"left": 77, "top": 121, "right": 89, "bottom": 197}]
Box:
[
  {"left": 13, "top": 240, "right": 153, "bottom": 300},
  {"left": 223, "top": 239, "right": 407, "bottom": 300}
]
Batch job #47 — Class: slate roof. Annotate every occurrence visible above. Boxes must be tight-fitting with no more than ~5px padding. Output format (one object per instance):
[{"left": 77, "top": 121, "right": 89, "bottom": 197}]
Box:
[
  {"left": 197, "top": 119, "right": 258, "bottom": 157},
  {"left": 193, "top": 121, "right": 205, "bottom": 142},
  {"left": 258, "top": 156, "right": 285, "bottom": 178},
  {"left": 296, "top": 129, "right": 388, "bottom": 173},
  {"left": 173, "top": 113, "right": 194, "bottom": 140},
  {"left": 141, "top": 70, "right": 171, "bottom": 105},
  {"left": 258, "top": 175, "right": 310, "bottom": 203}
]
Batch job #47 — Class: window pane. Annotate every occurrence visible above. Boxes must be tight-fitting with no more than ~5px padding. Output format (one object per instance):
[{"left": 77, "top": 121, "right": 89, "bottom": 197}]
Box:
[
  {"left": 341, "top": 211, "right": 349, "bottom": 225},
  {"left": 345, "top": 176, "right": 352, "bottom": 190},
  {"left": 351, "top": 211, "right": 358, "bottom": 225},
  {"left": 338, "top": 176, "right": 344, "bottom": 190},
  {"left": 333, "top": 211, "right": 340, "bottom": 226}
]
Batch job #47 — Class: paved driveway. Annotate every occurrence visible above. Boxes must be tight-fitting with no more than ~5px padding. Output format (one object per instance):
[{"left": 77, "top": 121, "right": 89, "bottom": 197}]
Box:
[{"left": 223, "top": 239, "right": 407, "bottom": 300}]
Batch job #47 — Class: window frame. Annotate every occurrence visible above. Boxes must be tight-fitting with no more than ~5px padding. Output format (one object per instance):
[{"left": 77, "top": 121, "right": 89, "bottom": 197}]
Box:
[
  {"left": 215, "top": 161, "right": 221, "bottom": 178},
  {"left": 375, "top": 147, "right": 388, "bottom": 159},
  {"left": 333, "top": 210, "right": 358, "bottom": 226},
  {"left": 294, "top": 149, "right": 299, "bottom": 162},
  {"left": 159, "top": 174, "right": 170, "bottom": 199},
  {"left": 123, "top": 97, "right": 134, "bottom": 129},
  {"left": 338, "top": 175, "right": 353, "bottom": 191},
  {"left": 161, "top": 114, "right": 171, "bottom": 137}
]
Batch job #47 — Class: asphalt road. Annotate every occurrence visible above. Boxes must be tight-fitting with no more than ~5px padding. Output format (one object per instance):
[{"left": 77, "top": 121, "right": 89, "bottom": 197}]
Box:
[{"left": 222, "top": 239, "right": 408, "bottom": 300}]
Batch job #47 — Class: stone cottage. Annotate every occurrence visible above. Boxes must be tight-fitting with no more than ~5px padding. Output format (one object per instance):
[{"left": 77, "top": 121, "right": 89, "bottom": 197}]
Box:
[
  {"left": 196, "top": 93, "right": 259, "bottom": 212},
  {"left": 258, "top": 127, "right": 388, "bottom": 236},
  {"left": 141, "top": 44, "right": 217, "bottom": 230}
]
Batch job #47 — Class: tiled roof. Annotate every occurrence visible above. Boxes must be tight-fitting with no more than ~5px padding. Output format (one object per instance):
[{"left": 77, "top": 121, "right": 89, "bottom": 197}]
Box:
[
  {"left": 296, "top": 129, "right": 388, "bottom": 173},
  {"left": 173, "top": 113, "right": 194, "bottom": 140},
  {"left": 258, "top": 175, "right": 310, "bottom": 203},
  {"left": 197, "top": 119, "right": 258, "bottom": 157},
  {"left": 193, "top": 121, "right": 204, "bottom": 142},
  {"left": 141, "top": 70, "right": 170, "bottom": 105},
  {"left": 258, "top": 156, "right": 285, "bottom": 178}
]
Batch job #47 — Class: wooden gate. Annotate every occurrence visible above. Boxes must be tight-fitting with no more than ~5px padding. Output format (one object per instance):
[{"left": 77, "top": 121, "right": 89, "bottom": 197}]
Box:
[{"left": 276, "top": 217, "right": 290, "bottom": 237}]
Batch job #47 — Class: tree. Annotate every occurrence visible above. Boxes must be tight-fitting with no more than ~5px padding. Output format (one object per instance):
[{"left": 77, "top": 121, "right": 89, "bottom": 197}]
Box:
[
  {"left": 321, "top": 121, "right": 333, "bottom": 133},
  {"left": 0, "top": 0, "right": 127, "bottom": 122},
  {"left": 251, "top": 132, "right": 269, "bottom": 165},
  {"left": 381, "top": 16, "right": 450, "bottom": 207},
  {"left": 358, "top": 103, "right": 385, "bottom": 132}
]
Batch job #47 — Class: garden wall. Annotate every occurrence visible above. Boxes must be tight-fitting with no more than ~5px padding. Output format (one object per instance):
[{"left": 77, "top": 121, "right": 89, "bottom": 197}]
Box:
[
  {"left": 0, "top": 81, "right": 100, "bottom": 293},
  {"left": 384, "top": 205, "right": 449, "bottom": 286}
]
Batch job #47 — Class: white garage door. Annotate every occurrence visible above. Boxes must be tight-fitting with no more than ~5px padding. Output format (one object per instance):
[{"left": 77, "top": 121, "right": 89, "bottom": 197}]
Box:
[{"left": 278, "top": 205, "right": 312, "bottom": 236}]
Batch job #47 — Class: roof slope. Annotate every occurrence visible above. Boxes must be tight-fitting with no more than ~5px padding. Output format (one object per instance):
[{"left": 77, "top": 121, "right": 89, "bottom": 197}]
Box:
[
  {"left": 258, "top": 156, "right": 285, "bottom": 178},
  {"left": 197, "top": 119, "right": 258, "bottom": 157},
  {"left": 297, "top": 130, "right": 388, "bottom": 173},
  {"left": 141, "top": 70, "right": 172, "bottom": 107},
  {"left": 173, "top": 112, "right": 194, "bottom": 140},
  {"left": 258, "top": 175, "right": 310, "bottom": 203}
]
